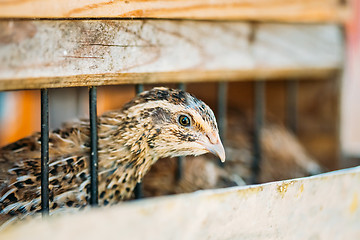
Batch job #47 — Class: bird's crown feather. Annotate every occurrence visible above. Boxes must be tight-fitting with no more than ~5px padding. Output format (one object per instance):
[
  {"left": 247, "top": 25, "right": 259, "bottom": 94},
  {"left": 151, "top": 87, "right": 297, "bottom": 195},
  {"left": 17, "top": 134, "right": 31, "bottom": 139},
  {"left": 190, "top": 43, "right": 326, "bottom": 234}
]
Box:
[{"left": 122, "top": 87, "right": 218, "bottom": 130}]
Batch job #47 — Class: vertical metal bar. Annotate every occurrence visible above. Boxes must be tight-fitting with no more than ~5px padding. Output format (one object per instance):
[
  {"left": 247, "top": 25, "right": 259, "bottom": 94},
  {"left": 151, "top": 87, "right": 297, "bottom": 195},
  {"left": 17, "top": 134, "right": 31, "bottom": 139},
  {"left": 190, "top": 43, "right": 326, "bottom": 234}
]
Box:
[
  {"left": 286, "top": 80, "right": 298, "bottom": 134},
  {"left": 176, "top": 83, "right": 186, "bottom": 181},
  {"left": 40, "top": 89, "right": 49, "bottom": 216},
  {"left": 134, "top": 84, "right": 144, "bottom": 199},
  {"left": 134, "top": 183, "right": 143, "bottom": 199},
  {"left": 217, "top": 82, "right": 228, "bottom": 167},
  {"left": 176, "top": 156, "right": 184, "bottom": 181},
  {"left": 178, "top": 83, "right": 186, "bottom": 91},
  {"left": 135, "top": 84, "right": 144, "bottom": 94},
  {"left": 251, "top": 80, "right": 265, "bottom": 184},
  {"left": 89, "top": 87, "right": 98, "bottom": 206}
]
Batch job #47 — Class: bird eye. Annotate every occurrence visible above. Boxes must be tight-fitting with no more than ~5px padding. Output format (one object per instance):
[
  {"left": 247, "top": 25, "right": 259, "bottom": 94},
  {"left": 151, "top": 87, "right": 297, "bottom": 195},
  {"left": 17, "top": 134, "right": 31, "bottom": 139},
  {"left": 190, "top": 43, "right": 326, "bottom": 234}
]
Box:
[{"left": 178, "top": 115, "right": 191, "bottom": 127}]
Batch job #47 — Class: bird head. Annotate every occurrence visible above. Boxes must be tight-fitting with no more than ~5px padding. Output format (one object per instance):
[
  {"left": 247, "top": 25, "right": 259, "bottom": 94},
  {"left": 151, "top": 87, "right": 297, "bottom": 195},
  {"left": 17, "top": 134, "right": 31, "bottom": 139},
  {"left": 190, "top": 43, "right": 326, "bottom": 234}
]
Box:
[{"left": 121, "top": 87, "right": 226, "bottom": 164}]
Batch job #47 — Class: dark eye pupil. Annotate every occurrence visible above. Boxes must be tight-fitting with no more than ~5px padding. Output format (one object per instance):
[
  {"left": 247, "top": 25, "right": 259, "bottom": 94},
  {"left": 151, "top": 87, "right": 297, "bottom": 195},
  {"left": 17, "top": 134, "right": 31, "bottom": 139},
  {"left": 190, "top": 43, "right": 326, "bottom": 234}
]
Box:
[{"left": 179, "top": 115, "right": 190, "bottom": 126}]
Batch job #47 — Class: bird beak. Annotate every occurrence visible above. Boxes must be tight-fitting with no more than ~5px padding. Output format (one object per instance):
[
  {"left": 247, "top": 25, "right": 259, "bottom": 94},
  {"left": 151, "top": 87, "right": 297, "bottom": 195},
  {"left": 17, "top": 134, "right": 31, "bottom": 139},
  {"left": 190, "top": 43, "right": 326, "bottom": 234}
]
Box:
[
  {"left": 199, "top": 131, "right": 226, "bottom": 162},
  {"left": 206, "top": 141, "right": 226, "bottom": 163}
]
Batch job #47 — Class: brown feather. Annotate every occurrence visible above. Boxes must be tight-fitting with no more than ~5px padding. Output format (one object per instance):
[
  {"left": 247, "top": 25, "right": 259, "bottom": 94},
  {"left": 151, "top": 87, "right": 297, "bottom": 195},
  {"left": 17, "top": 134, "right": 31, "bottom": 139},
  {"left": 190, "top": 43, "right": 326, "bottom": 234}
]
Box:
[
  {"left": 142, "top": 110, "right": 323, "bottom": 197},
  {"left": 0, "top": 87, "right": 225, "bottom": 226},
  {"left": 224, "top": 111, "right": 323, "bottom": 183},
  {"left": 143, "top": 155, "right": 241, "bottom": 197}
]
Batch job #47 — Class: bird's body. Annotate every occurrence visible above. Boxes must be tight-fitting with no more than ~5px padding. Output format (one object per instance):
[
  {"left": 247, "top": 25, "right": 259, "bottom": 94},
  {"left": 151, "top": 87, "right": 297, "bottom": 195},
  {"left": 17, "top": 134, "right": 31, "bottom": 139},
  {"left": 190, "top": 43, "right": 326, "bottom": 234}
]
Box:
[
  {"left": 0, "top": 87, "right": 225, "bottom": 226},
  {"left": 224, "top": 111, "right": 323, "bottom": 184},
  {"left": 142, "top": 155, "right": 242, "bottom": 198}
]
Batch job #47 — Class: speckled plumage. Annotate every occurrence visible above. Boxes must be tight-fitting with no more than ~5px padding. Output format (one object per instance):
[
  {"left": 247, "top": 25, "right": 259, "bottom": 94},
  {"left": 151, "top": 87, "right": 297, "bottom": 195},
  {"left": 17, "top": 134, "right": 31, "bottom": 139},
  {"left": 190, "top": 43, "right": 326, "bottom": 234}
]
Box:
[
  {"left": 141, "top": 110, "right": 323, "bottom": 198},
  {"left": 0, "top": 87, "right": 225, "bottom": 226}
]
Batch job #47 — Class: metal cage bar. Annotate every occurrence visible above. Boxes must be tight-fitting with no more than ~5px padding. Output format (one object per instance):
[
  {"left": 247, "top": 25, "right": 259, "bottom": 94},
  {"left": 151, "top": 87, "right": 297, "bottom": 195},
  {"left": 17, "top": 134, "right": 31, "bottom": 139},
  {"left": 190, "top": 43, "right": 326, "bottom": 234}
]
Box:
[
  {"left": 176, "top": 83, "right": 186, "bottom": 181},
  {"left": 286, "top": 80, "right": 298, "bottom": 134},
  {"left": 251, "top": 80, "right": 265, "bottom": 184},
  {"left": 89, "top": 87, "right": 99, "bottom": 206},
  {"left": 135, "top": 84, "right": 144, "bottom": 94},
  {"left": 217, "top": 82, "right": 228, "bottom": 166},
  {"left": 134, "top": 84, "right": 144, "bottom": 199},
  {"left": 40, "top": 89, "right": 49, "bottom": 216}
]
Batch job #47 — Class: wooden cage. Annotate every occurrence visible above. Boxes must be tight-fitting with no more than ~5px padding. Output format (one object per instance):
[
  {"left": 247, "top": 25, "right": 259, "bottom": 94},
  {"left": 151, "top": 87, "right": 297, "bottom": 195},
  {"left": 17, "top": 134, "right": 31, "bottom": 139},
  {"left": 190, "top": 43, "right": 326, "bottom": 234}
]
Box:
[{"left": 0, "top": 0, "right": 359, "bottom": 239}]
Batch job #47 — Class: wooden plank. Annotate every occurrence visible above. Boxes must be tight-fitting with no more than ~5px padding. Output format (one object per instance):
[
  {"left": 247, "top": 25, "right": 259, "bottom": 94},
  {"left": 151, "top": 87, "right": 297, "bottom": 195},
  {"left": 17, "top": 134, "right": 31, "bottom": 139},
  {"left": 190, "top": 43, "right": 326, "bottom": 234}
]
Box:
[
  {"left": 1, "top": 167, "right": 359, "bottom": 239},
  {"left": 0, "top": 0, "right": 350, "bottom": 22},
  {"left": 0, "top": 20, "right": 344, "bottom": 90}
]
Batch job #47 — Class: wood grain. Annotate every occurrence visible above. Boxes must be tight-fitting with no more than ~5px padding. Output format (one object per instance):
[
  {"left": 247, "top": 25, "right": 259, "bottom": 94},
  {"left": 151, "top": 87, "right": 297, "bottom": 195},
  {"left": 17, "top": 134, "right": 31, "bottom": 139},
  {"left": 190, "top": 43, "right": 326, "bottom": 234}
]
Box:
[
  {"left": 1, "top": 167, "right": 359, "bottom": 239},
  {"left": 0, "top": 0, "right": 351, "bottom": 22},
  {"left": 0, "top": 20, "right": 344, "bottom": 90}
]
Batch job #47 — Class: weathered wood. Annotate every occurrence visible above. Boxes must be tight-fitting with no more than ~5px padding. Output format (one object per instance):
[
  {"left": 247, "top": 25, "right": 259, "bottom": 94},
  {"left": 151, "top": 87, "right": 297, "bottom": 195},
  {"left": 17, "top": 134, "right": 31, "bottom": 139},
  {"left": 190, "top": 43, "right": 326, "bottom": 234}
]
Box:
[
  {"left": 0, "top": 20, "right": 344, "bottom": 91},
  {"left": 0, "top": 0, "right": 350, "bottom": 22},
  {"left": 1, "top": 167, "right": 359, "bottom": 239}
]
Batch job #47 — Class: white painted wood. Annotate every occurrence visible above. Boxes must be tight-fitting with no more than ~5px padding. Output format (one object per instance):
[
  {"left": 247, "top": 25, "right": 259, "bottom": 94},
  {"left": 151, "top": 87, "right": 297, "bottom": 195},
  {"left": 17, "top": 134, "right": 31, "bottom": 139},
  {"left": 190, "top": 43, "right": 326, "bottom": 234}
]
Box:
[
  {"left": 1, "top": 167, "right": 359, "bottom": 239},
  {"left": 0, "top": 20, "right": 344, "bottom": 90}
]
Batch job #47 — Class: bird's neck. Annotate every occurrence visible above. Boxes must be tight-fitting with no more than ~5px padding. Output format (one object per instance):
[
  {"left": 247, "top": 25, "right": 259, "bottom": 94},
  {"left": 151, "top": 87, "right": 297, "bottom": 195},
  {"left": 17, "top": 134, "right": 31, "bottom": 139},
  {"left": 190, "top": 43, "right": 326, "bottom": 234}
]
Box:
[
  {"left": 96, "top": 112, "right": 159, "bottom": 182},
  {"left": 88, "top": 112, "right": 160, "bottom": 202}
]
